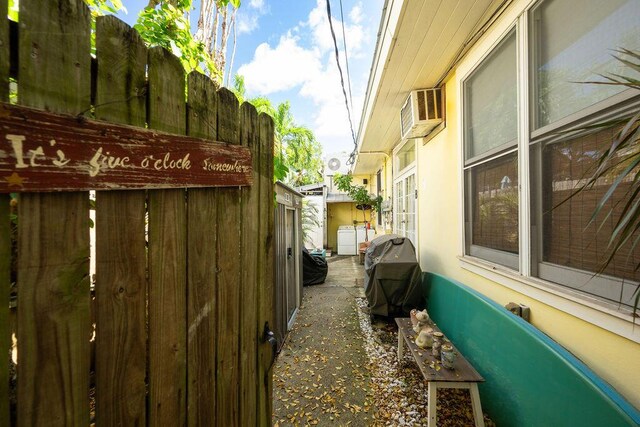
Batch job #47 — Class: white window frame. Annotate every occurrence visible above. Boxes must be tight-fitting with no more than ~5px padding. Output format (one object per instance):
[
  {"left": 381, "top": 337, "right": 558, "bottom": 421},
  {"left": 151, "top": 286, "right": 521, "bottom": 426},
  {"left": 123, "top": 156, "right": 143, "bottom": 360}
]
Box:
[
  {"left": 456, "top": 0, "right": 640, "bottom": 343},
  {"left": 393, "top": 139, "right": 418, "bottom": 249},
  {"left": 461, "top": 24, "right": 520, "bottom": 270},
  {"left": 394, "top": 138, "right": 417, "bottom": 176}
]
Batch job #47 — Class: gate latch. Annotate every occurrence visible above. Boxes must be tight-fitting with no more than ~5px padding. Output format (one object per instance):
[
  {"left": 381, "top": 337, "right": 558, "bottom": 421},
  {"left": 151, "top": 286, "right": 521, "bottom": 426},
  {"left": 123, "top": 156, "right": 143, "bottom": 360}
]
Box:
[{"left": 262, "top": 322, "right": 277, "bottom": 369}]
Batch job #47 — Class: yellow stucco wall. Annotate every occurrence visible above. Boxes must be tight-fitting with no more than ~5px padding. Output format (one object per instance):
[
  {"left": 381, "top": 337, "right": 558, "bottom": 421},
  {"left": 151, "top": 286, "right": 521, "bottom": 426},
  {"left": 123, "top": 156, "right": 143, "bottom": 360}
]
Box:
[
  {"left": 326, "top": 173, "right": 379, "bottom": 250},
  {"left": 413, "top": 55, "right": 640, "bottom": 409},
  {"left": 365, "top": 3, "right": 640, "bottom": 407},
  {"left": 327, "top": 202, "right": 358, "bottom": 251}
]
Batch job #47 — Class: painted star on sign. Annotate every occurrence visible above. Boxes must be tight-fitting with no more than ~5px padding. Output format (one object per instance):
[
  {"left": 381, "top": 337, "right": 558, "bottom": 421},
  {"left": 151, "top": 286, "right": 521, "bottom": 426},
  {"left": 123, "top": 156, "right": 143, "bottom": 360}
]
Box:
[{"left": 4, "top": 172, "right": 25, "bottom": 188}]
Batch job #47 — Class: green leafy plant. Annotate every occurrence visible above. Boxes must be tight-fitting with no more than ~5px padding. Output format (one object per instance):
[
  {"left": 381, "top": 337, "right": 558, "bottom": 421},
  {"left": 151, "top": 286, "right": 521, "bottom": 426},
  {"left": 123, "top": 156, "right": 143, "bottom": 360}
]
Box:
[
  {"left": 135, "top": 1, "right": 218, "bottom": 78},
  {"left": 333, "top": 173, "right": 383, "bottom": 240},
  {"left": 8, "top": 0, "right": 18, "bottom": 21},
  {"left": 563, "top": 48, "right": 640, "bottom": 312},
  {"left": 302, "top": 200, "right": 321, "bottom": 247},
  {"left": 232, "top": 75, "right": 322, "bottom": 184}
]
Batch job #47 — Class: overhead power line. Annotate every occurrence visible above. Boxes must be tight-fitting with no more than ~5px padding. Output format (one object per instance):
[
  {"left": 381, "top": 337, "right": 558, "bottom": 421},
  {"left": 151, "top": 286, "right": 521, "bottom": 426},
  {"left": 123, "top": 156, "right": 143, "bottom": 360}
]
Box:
[
  {"left": 326, "top": 0, "right": 358, "bottom": 163},
  {"left": 338, "top": 0, "right": 354, "bottom": 113}
]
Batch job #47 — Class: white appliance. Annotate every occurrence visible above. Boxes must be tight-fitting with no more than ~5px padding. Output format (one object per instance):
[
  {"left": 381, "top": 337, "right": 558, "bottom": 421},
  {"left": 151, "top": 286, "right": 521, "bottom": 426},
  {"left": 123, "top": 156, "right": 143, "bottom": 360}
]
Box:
[
  {"left": 356, "top": 225, "right": 377, "bottom": 247},
  {"left": 324, "top": 153, "right": 350, "bottom": 176},
  {"left": 400, "top": 88, "right": 443, "bottom": 140},
  {"left": 337, "top": 225, "right": 356, "bottom": 255}
]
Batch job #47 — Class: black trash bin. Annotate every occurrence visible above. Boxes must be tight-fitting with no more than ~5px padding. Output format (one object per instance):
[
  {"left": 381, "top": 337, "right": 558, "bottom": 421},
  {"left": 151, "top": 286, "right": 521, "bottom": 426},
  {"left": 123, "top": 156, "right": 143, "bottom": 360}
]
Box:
[
  {"left": 363, "top": 234, "right": 423, "bottom": 317},
  {"left": 302, "top": 248, "right": 328, "bottom": 286}
]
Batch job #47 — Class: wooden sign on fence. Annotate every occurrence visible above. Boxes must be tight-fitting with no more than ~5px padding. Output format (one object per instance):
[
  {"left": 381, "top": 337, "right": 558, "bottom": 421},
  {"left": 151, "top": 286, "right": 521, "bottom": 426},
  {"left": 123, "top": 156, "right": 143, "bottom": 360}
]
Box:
[{"left": 0, "top": 102, "right": 253, "bottom": 192}]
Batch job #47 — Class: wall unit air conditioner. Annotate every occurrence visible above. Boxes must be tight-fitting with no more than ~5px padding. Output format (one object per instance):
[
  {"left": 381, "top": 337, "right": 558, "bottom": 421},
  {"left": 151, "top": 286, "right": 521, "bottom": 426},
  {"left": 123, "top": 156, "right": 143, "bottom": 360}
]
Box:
[
  {"left": 324, "top": 153, "right": 349, "bottom": 176},
  {"left": 400, "top": 88, "right": 443, "bottom": 140}
]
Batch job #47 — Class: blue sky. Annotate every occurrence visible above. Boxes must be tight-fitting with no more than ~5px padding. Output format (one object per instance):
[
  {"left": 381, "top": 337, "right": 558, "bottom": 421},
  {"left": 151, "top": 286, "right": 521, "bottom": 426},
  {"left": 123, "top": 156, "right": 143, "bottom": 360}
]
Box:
[{"left": 117, "top": 0, "right": 384, "bottom": 157}]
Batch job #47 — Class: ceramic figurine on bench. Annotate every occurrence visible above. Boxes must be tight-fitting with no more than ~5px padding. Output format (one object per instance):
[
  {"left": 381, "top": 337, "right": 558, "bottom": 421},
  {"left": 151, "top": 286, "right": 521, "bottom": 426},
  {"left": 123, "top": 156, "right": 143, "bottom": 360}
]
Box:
[
  {"left": 410, "top": 309, "right": 419, "bottom": 327},
  {"left": 415, "top": 328, "right": 434, "bottom": 348},
  {"left": 441, "top": 344, "right": 456, "bottom": 369},
  {"left": 411, "top": 308, "right": 430, "bottom": 333},
  {"left": 432, "top": 331, "right": 444, "bottom": 358}
]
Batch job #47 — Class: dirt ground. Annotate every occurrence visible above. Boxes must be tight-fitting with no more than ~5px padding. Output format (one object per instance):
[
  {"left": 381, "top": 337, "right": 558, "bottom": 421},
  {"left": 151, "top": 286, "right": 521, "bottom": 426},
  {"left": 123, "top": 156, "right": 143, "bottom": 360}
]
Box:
[{"left": 272, "top": 256, "right": 495, "bottom": 426}]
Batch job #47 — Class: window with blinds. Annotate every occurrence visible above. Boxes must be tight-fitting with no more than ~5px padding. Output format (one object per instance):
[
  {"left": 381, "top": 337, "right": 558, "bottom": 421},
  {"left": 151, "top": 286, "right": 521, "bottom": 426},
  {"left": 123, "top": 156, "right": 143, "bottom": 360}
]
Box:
[
  {"left": 528, "top": 0, "right": 640, "bottom": 306},
  {"left": 463, "top": 29, "right": 519, "bottom": 269}
]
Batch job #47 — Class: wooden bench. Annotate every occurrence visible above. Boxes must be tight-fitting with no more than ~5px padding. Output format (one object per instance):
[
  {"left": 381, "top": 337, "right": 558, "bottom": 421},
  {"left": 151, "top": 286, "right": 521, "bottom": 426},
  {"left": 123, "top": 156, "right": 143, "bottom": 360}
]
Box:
[{"left": 395, "top": 318, "right": 485, "bottom": 427}]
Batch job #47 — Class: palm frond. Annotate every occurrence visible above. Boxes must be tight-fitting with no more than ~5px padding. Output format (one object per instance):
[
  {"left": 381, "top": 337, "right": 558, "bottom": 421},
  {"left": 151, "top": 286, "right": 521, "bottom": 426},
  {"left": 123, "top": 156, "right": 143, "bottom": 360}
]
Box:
[{"left": 560, "top": 48, "right": 640, "bottom": 315}]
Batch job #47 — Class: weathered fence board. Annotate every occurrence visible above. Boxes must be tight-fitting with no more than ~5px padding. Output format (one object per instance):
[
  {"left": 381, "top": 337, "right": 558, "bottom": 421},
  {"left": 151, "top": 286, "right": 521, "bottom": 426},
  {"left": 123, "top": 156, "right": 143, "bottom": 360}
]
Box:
[
  {"left": 0, "top": 1, "right": 10, "bottom": 424},
  {"left": 0, "top": 197, "right": 9, "bottom": 427},
  {"left": 186, "top": 71, "right": 219, "bottom": 426},
  {"left": 216, "top": 87, "right": 241, "bottom": 426},
  {"left": 16, "top": 1, "right": 91, "bottom": 426},
  {"left": 258, "top": 113, "right": 276, "bottom": 425},
  {"left": 0, "top": 0, "right": 8, "bottom": 102},
  {"left": 94, "top": 16, "right": 147, "bottom": 427},
  {"left": 0, "top": 102, "right": 253, "bottom": 192},
  {"left": 4, "top": 2, "right": 275, "bottom": 424},
  {"left": 147, "top": 46, "right": 188, "bottom": 427},
  {"left": 240, "top": 101, "right": 260, "bottom": 426}
]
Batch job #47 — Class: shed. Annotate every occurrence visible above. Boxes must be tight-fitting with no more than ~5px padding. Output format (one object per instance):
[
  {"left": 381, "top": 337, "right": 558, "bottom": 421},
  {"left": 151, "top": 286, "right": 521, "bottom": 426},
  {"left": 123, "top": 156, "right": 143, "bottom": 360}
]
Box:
[{"left": 274, "top": 182, "right": 303, "bottom": 349}]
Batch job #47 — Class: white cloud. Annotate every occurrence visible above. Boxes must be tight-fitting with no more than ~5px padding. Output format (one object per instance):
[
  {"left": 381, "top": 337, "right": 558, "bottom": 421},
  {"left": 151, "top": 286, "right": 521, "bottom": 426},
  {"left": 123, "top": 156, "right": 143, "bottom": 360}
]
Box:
[
  {"left": 298, "top": 62, "right": 364, "bottom": 149},
  {"left": 236, "top": 0, "right": 269, "bottom": 35},
  {"left": 303, "top": 0, "right": 365, "bottom": 57},
  {"left": 237, "top": 34, "right": 323, "bottom": 94},
  {"left": 236, "top": 0, "right": 378, "bottom": 155},
  {"left": 306, "top": 1, "right": 333, "bottom": 53},
  {"left": 237, "top": 13, "right": 259, "bottom": 35},
  {"left": 349, "top": 3, "right": 363, "bottom": 24}
]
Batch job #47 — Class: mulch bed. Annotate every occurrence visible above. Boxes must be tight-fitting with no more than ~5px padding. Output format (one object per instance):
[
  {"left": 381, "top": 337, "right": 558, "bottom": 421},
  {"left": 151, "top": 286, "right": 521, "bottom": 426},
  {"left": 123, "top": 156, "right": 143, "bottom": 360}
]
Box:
[
  {"left": 273, "top": 294, "right": 496, "bottom": 426},
  {"left": 355, "top": 298, "right": 496, "bottom": 426}
]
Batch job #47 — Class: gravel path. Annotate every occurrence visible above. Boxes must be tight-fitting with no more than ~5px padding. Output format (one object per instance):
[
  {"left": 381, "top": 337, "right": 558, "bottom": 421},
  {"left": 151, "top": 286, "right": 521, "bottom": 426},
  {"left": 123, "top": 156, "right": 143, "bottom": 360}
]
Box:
[{"left": 272, "top": 256, "right": 495, "bottom": 426}]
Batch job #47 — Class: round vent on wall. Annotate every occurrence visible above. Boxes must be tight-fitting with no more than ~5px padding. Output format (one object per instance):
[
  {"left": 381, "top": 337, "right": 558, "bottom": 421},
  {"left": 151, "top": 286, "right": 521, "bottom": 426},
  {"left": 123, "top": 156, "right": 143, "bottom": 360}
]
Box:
[{"left": 327, "top": 158, "right": 341, "bottom": 171}]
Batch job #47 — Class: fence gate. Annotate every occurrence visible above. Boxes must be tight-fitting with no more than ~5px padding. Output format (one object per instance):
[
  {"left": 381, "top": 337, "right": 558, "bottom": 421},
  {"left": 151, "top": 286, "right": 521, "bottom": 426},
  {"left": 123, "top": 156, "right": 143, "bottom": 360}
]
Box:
[{"left": 0, "top": 0, "right": 275, "bottom": 425}]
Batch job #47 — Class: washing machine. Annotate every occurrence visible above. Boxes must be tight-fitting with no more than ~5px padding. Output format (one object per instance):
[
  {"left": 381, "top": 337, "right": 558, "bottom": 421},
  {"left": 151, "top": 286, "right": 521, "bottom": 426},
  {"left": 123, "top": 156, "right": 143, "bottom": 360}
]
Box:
[
  {"left": 337, "top": 225, "right": 356, "bottom": 255},
  {"left": 356, "top": 225, "right": 377, "bottom": 247}
]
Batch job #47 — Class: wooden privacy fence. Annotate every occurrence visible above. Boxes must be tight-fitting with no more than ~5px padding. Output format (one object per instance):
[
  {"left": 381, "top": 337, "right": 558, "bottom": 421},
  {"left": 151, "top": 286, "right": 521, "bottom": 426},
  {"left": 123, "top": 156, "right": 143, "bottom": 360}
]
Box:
[{"left": 0, "top": 0, "right": 275, "bottom": 425}]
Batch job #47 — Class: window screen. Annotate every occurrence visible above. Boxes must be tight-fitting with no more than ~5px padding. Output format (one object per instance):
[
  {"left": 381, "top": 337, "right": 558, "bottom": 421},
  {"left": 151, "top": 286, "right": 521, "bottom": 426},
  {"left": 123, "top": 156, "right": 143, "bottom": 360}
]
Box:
[
  {"left": 531, "top": 0, "right": 640, "bottom": 129},
  {"left": 464, "top": 30, "right": 518, "bottom": 161},
  {"left": 464, "top": 29, "right": 519, "bottom": 268}
]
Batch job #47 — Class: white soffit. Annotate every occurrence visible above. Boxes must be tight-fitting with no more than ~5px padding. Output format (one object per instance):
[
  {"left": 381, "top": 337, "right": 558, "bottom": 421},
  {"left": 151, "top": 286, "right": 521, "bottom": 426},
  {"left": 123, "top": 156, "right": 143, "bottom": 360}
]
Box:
[{"left": 355, "top": 0, "right": 505, "bottom": 174}]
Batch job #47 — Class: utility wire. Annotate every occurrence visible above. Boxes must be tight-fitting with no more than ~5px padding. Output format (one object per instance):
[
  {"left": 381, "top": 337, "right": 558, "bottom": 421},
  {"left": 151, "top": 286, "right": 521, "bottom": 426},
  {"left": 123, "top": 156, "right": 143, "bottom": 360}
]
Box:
[
  {"left": 338, "top": 0, "right": 354, "bottom": 113},
  {"left": 326, "top": 0, "right": 358, "bottom": 162}
]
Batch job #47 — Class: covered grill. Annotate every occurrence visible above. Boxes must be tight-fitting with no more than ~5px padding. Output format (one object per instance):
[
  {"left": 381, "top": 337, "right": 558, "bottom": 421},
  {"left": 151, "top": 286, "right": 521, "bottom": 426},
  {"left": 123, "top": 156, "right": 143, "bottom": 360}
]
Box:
[{"left": 364, "top": 234, "right": 424, "bottom": 317}]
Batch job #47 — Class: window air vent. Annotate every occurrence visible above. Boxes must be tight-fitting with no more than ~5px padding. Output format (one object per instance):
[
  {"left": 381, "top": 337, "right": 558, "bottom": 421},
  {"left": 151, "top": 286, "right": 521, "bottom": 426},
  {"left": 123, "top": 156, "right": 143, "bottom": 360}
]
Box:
[{"left": 400, "top": 88, "right": 443, "bottom": 139}]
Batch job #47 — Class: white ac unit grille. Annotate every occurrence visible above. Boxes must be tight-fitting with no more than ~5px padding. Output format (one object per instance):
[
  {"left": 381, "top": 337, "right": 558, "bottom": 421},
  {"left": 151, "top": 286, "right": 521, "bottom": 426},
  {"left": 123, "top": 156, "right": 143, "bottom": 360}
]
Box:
[
  {"left": 400, "top": 97, "right": 413, "bottom": 138},
  {"left": 324, "top": 154, "right": 349, "bottom": 176},
  {"left": 400, "top": 88, "right": 443, "bottom": 140}
]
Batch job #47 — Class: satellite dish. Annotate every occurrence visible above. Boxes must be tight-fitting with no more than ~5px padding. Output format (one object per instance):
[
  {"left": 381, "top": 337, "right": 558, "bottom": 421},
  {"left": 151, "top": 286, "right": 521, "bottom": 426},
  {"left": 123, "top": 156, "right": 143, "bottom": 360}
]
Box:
[{"left": 327, "top": 158, "right": 341, "bottom": 171}]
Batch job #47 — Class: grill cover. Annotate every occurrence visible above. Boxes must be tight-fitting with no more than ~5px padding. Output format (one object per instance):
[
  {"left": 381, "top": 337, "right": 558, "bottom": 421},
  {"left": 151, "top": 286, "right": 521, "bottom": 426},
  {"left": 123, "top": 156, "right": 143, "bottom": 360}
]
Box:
[{"left": 364, "top": 234, "right": 423, "bottom": 317}]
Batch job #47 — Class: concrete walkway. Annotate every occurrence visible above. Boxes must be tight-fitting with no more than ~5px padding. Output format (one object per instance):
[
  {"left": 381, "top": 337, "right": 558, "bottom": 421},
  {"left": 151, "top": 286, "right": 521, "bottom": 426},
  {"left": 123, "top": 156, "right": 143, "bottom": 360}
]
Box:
[
  {"left": 272, "top": 255, "right": 493, "bottom": 426},
  {"left": 272, "top": 256, "right": 372, "bottom": 426}
]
